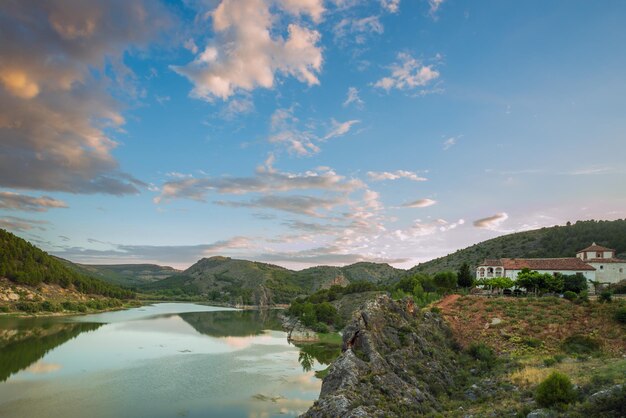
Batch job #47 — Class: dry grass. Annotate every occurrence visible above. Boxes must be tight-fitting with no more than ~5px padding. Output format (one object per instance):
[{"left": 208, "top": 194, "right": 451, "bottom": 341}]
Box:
[{"left": 437, "top": 295, "right": 626, "bottom": 355}]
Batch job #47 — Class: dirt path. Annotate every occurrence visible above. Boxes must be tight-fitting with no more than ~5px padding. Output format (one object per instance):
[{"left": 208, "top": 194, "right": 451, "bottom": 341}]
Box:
[{"left": 436, "top": 294, "right": 460, "bottom": 311}]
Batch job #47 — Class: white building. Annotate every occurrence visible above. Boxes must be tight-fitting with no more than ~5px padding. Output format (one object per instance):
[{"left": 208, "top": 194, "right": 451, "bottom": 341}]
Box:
[
  {"left": 477, "top": 243, "right": 626, "bottom": 286},
  {"left": 477, "top": 257, "right": 596, "bottom": 282},
  {"left": 576, "top": 243, "right": 626, "bottom": 284}
]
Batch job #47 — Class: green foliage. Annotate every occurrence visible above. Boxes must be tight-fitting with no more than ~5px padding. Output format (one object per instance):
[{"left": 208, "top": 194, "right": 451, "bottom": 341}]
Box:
[
  {"left": 599, "top": 291, "right": 613, "bottom": 303},
  {"left": 563, "top": 291, "right": 578, "bottom": 301},
  {"left": 535, "top": 371, "right": 577, "bottom": 408},
  {"left": 457, "top": 262, "right": 473, "bottom": 288},
  {"left": 578, "top": 385, "right": 626, "bottom": 417},
  {"left": 614, "top": 307, "right": 626, "bottom": 324},
  {"left": 563, "top": 273, "right": 588, "bottom": 293},
  {"left": 467, "top": 343, "right": 496, "bottom": 363},
  {"left": 0, "top": 229, "right": 134, "bottom": 299},
  {"left": 562, "top": 335, "right": 601, "bottom": 355},
  {"left": 482, "top": 276, "right": 515, "bottom": 293},
  {"left": 433, "top": 271, "right": 457, "bottom": 292}
]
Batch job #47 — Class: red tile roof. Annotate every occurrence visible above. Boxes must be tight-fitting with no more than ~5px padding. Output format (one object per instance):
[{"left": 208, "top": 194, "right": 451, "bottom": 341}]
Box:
[
  {"left": 501, "top": 258, "right": 595, "bottom": 271},
  {"left": 478, "top": 259, "right": 503, "bottom": 267},
  {"left": 585, "top": 258, "right": 625, "bottom": 264},
  {"left": 578, "top": 243, "right": 614, "bottom": 253}
]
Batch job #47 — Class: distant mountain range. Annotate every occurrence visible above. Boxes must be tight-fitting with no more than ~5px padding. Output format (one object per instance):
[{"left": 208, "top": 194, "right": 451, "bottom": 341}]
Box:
[
  {"left": 2, "top": 219, "right": 625, "bottom": 306},
  {"left": 58, "top": 260, "right": 180, "bottom": 288},
  {"left": 141, "top": 256, "right": 404, "bottom": 305}
]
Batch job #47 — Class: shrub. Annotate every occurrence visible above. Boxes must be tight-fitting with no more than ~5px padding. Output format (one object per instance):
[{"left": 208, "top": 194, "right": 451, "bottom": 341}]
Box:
[
  {"left": 562, "top": 335, "right": 600, "bottom": 355},
  {"left": 430, "top": 306, "right": 441, "bottom": 314},
  {"left": 16, "top": 301, "right": 41, "bottom": 313},
  {"left": 467, "top": 343, "right": 496, "bottom": 363},
  {"left": 0, "top": 305, "right": 9, "bottom": 313},
  {"left": 599, "top": 291, "right": 613, "bottom": 303},
  {"left": 615, "top": 307, "right": 626, "bottom": 324},
  {"left": 40, "top": 300, "right": 61, "bottom": 312},
  {"left": 535, "top": 371, "right": 577, "bottom": 408},
  {"left": 313, "top": 322, "right": 329, "bottom": 333},
  {"left": 563, "top": 291, "right": 577, "bottom": 301}
]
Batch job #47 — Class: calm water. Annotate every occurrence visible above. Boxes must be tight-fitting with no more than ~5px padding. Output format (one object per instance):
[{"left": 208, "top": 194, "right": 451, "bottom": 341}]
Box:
[{"left": 0, "top": 303, "right": 337, "bottom": 418}]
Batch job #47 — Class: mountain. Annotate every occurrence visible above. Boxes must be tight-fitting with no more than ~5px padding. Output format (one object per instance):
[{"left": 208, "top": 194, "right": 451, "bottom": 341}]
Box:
[
  {"left": 142, "top": 257, "right": 405, "bottom": 306},
  {"left": 59, "top": 260, "right": 180, "bottom": 288},
  {"left": 410, "top": 219, "right": 626, "bottom": 275},
  {"left": 0, "top": 229, "right": 134, "bottom": 299}
]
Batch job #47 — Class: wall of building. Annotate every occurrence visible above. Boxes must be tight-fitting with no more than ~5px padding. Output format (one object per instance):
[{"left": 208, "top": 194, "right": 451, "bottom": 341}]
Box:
[
  {"left": 503, "top": 269, "right": 596, "bottom": 282},
  {"left": 586, "top": 262, "right": 626, "bottom": 284}
]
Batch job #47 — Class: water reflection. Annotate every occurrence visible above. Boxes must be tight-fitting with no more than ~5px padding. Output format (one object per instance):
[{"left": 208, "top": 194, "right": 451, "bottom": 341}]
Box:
[
  {"left": 295, "top": 341, "right": 342, "bottom": 372},
  {"left": 0, "top": 304, "right": 327, "bottom": 418},
  {"left": 0, "top": 318, "right": 101, "bottom": 382},
  {"left": 179, "top": 309, "right": 283, "bottom": 337}
]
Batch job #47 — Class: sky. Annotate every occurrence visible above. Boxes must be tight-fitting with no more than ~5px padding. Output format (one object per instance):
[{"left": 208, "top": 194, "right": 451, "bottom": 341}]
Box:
[{"left": 1, "top": 0, "right": 625, "bottom": 270}]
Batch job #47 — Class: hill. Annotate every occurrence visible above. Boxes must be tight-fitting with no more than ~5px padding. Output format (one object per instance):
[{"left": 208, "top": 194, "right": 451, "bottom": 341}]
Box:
[
  {"left": 142, "top": 257, "right": 404, "bottom": 306},
  {"left": 411, "top": 219, "right": 626, "bottom": 274},
  {"left": 60, "top": 260, "right": 180, "bottom": 288},
  {"left": 0, "top": 229, "right": 134, "bottom": 300}
]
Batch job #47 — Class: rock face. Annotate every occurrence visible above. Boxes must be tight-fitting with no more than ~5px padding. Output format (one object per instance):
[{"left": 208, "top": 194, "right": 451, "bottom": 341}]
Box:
[
  {"left": 281, "top": 314, "right": 319, "bottom": 342},
  {"left": 303, "top": 295, "right": 460, "bottom": 417}
]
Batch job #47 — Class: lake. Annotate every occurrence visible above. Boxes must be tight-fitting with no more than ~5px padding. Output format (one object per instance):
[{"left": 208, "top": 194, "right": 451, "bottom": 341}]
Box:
[{"left": 0, "top": 303, "right": 338, "bottom": 418}]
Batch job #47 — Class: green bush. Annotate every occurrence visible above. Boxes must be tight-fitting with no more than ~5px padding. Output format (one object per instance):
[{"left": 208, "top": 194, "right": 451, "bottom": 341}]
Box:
[
  {"left": 615, "top": 307, "right": 626, "bottom": 324},
  {"left": 535, "top": 371, "right": 577, "bottom": 408},
  {"left": 563, "top": 291, "right": 578, "bottom": 301},
  {"left": 0, "top": 305, "right": 9, "bottom": 313},
  {"left": 599, "top": 291, "right": 613, "bottom": 303},
  {"left": 562, "top": 335, "right": 601, "bottom": 355},
  {"left": 40, "top": 300, "right": 61, "bottom": 312},
  {"left": 313, "top": 322, "right": 329, "bottom": 333},
  {"left": 16, "top": 301, "right": 41, "bottom": 313},
  {"left": 467, "top": 343, "right": 496, "bottom": 363},
  {"left": 430, "top": 306, "right": 441, "bottom": 314}
]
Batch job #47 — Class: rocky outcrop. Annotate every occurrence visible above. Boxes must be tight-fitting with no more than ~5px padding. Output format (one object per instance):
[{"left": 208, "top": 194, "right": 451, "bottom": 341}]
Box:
[
  {"left": 303, "top": 295, "right": 460, "bottom": 417},
  {"left": 281, "top": 314, "right": 319, "bottom": 342}
]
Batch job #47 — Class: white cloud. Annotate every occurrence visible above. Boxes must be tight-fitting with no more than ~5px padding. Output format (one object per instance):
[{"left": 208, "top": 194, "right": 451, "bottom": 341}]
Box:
[
  {"left": 343, "top": 87, "right": 364, "bottom": 108},
  {"left": 155, "top": 161, "right": 364, "bottom": 203},
  {"left": 269, "top": 108, "right": 359, "bottom": 155},
  {"left": 473, "top": 212, "right": 509, "bottom": 229},
  {"left": 443, "top": 136, "right": 459, "bottom": 150},
  {"left": 322, "top": 119, "right": 360, "bottom": 140},
  {"left": 428, "top": 0, "right": 445, "bottom": 17},
  {"left": 0, "top": 0, "right": 169, "bottom": 195},
  {"left": 0, "top": 216, "right": 48, "bottom": 232},
  {"left": 172, "top": 0, "right": 324, "bottom": 101},
  {"left": 0, "top": 192, "right": 68, "bottom": 212},
  {"left": 394, "top": 218, "right": 464, "bottom": 240},
  {"left": 373, "top": 53, "right": 440, "bottom": 92},
  {"left": 334, "top": 15, "right": 384, "bottom": 44},
  {"left": 367, "top": 170, "right": 427, "bottom": 182},
  {"left": 401, "top": 198, "right": 437, "bottom": 208},
  {"left": 381, "top": 0, "right": 400, "bottom": 13},
  {"left": 216, "top": 195, "right": 346, "bottom": 217}
]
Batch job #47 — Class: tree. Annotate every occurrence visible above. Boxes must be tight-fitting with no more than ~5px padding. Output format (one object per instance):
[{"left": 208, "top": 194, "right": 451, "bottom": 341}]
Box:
[
  {"left": 457, "top": 262, "right": 473, "bottom": 288},
  {"left": 563, "top": 273, "right": 588, "bottom": 293},
  {"left": 516, "top": 268, "right": 550, "bottom": 295},
  {"left": 545, "top": 273, "right": 565, "bottom": 294},
  {"left": 434, "top": 271, "right": 457, "bottom": 292},
  {"left": 487, "top": 277, "right": 515, "bottom": 294}
]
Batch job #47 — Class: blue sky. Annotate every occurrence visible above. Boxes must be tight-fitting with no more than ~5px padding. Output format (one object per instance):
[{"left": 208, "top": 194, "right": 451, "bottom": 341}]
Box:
[{"left": 1, "top": 0, "right": 625, "bottom": 269}]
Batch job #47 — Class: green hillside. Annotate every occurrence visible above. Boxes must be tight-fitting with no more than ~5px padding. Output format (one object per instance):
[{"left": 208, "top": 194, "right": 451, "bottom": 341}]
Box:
[
  {"left": 411, "top": 219, "right": 626, "bottom": 274},
  {"left": 142, "top": 257, "right": 405, "bottom": 305},
  {"left": 59, "top": 260, "right": 180, "bottom": 288},
  {"left": 0, "top": 229, "right": 134, "bottom": 299}
]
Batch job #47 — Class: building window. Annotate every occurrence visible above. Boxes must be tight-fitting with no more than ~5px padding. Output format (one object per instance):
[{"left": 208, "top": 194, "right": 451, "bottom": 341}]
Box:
[
  {"left": 479, "top": 268, "right": 485, "bottom": 278},
  {"left": 600, "top": 265, "right": 604, "bottom": 270},
  {"left": 596, "top": 252, "right": 602, "bottom": 258},
  {"left": 620, "top": 268, "right": 623, "bottom": 273}
]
